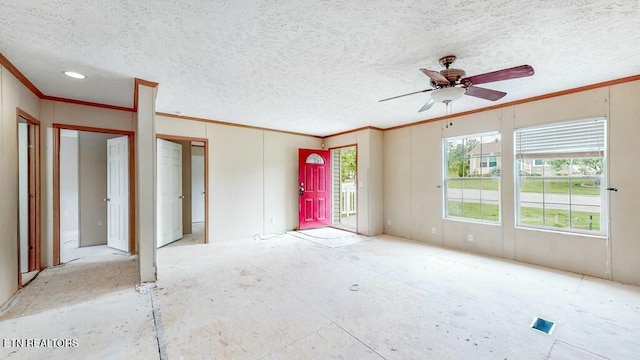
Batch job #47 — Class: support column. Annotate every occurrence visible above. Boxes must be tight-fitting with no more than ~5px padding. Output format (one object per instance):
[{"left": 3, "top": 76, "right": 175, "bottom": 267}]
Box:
[{"left": 135, "top": 79, "right": 159, "bottom": 282}]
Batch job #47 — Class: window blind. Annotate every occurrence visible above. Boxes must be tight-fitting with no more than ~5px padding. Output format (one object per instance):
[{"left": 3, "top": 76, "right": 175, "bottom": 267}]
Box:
[{"left": 515, "top": 118, "right": 605, "bottom": 159}]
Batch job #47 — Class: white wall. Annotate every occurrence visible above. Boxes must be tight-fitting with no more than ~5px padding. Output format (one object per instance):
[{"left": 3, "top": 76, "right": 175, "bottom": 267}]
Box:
[
  {"left": 383, "top": 127, "right": 412, "bottom": 239},
  {"left": 369, "top": 129, "right": 384, "bottom": 236},
  {"left": 136, "top": 84, "right": 157, "bottom": 282},
  {"left": 383, "top": 82, "right": 640, "bottom": 285},
  {"left": 156, "top": 116, "right": 321, "bottom": 241},
  {"left": 210, "top": 124, "right": 265, "bottom": 240},
  {"left": 608, "top": 81, "right": 640, "bottom": 284},
  {"left": 324, "top": 128, "right": 384, "bottom": 236},
  {"left": 0, "top": 65, "right": 40, "bottom": 306},
  {"left": 383, "top": 120, "right": 445, "bottom": 244}
]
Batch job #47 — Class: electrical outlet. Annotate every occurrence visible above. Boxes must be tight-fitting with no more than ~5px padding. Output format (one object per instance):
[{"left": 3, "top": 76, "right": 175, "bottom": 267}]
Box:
[
  {"left": 387, "top": 219, "right": 391, "bottom": 226},
  {"left": 271, "top": 217, "right": 275, "bottom": 224},
  {"left": 98, "top": 220, "right": 103, "bottom": 227},
  {"left": 431, "top": 227, "right": 437, "bottom": 234},
  {"left": 467, "top": 234, "right": 474, "bottom": 242}
]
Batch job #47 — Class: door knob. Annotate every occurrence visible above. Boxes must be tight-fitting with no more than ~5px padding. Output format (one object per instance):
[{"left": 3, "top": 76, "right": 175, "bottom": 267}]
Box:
[
  {"left": 179, "top": 195, "right": 185, "bottom": 199},
  {"left": 104, "top": 198, "right": 110, "bottom": 202}
]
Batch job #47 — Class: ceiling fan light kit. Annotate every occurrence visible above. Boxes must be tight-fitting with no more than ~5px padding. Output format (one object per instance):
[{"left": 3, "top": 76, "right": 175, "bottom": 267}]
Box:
[
  {"left": 431, "top": 87, "right": 465, "bottom": 103},
  {"left": 379, "top": 55, "right": 534, "bottom": 113}
]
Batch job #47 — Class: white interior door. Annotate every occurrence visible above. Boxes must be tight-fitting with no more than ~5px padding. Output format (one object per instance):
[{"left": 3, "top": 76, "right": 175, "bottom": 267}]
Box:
[
  {"left": 157, "top": 139, "right": 183, "bottom": 247},
  {"left": 192, "top": 150, "right": 205, "bottom": 222},
  {"left": 106, "top": 136, "right": 129, "bottom": 252}
]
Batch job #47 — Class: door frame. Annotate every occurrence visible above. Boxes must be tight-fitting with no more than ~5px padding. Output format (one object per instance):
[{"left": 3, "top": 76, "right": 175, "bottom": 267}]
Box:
[
  {"left": 16, "top": 108, "right": 41, "bottom": 288},
  {"left": 329, "top": 144, "right": 358, "bottom": 234},
  {"left": 53, "top": 124, "right": 136, "bottom": 265},
  {"left": 156, "top": 134, "right": 209, "bottom": 244}
]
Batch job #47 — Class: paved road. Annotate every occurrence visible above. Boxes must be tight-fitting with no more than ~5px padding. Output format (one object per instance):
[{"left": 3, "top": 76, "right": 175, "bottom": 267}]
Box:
[{"left": 447, "top": 188, "right": 601, "bottom": 213}]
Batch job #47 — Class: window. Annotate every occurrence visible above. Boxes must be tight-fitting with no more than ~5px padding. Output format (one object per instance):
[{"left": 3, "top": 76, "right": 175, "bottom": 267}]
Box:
[
  {"left": 515, "top": 118, "right": 606, "bottom": 235},
  {"left": 305, "top": 153, "right": 324, "bottom": 164},
  {"left": 444, "top": 132, "right": 501, "bottom": 223},
  {"left": 479, "top": 156, "right": 497, "bottom": 167}
]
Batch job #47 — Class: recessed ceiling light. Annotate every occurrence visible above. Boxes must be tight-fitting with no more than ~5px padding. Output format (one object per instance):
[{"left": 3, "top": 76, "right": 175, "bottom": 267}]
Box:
[{"left": 64, "top": 71, "right": 86, "bottom": 79}]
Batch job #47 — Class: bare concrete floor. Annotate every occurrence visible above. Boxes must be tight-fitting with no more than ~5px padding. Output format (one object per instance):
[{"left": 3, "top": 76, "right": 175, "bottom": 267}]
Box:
[
  {"left": 60, "top": 229, "right": 130, "bottom": 264},
  {"left": 2, "top": 231, "right": 640, "bottom": 359},
  {"left": 165, "top": 222, "right": 206, "bottom": 248},
  {"left": 0, "top": 255, "right": 158, "bottom": 359}
]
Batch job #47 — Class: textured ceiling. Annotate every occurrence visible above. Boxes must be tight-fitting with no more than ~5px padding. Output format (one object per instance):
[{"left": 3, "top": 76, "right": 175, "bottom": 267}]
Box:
[{"left": 1, "top": 1, "right": 639, "bottom": 136}]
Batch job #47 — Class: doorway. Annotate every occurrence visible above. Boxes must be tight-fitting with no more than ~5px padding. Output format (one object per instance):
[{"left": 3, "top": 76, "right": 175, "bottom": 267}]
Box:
[
  {"left": 54, "top": 125, "right": 135, "bottom": 265},
  {"left": 156, "top": 136, "right": 208, "bottom": 248},
  {"left": 17, "top": 110, "right": 41, "bottom": 287},
  {"left": 331, "top": 146, "right": 357, "bottom": 232}
]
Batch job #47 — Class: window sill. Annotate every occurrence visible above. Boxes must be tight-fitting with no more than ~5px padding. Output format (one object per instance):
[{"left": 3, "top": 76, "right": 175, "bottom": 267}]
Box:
[
  {"left": 515, "top": 225, "right": 607, "bottom": 239},
  {"left": 444, "top": 217, "right": 502, "bottom": 227}
]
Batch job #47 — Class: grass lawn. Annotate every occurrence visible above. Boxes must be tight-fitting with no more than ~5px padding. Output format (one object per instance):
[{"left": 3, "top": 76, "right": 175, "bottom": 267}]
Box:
[
  {"left": 520, "top": 179, "right": 600, "bottom": 196},
  {"left": 519, "top": 206, "right": 600, "bottom": 231},
  {"left": 447, "top": 178, "right": 600, "bottom": 195},
  {"left": 447, "top": 201, "right": 499, "bottom": 221},
  {"left": 448, "top": 201, "right": 600, "bottom": 231},
  {"left": 447, "top": 179, "right": 499, "bottom": 190}
]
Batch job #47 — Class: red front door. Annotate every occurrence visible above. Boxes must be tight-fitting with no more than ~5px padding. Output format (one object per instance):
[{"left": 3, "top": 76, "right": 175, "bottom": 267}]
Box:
[{"left": 298, "top": 149, "right": 331, "bottom": 229}]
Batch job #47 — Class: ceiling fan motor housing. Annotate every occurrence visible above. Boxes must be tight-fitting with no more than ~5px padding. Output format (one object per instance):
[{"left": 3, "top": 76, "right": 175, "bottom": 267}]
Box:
[{"left": 440, "top": 68, "right": 466, "bottom": 86}]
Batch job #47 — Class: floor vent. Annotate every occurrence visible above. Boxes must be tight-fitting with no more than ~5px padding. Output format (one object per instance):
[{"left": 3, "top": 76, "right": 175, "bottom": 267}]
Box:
[{"left": 530, "top": 317, "right": 556, "bottom": 335}]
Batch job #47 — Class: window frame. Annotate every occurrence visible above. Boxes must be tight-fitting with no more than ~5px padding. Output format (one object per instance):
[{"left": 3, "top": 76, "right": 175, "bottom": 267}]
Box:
[
  {"left": 514, "top": 118, "right": 608, "bottom": 237},
  {"left": 443, "top": 131, "right": 502, "bottom": 225}
]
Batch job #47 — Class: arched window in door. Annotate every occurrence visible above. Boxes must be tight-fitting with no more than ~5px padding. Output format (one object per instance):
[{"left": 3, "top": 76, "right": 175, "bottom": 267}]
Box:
[{"left": 305, "top": 153, "right": 325, "bottom": 164}]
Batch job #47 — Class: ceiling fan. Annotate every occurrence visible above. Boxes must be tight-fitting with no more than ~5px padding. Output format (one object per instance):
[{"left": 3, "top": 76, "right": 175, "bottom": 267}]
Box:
[{"left": 379, "top": 55, "right": 534, "bottom": 112}]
